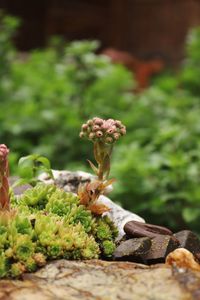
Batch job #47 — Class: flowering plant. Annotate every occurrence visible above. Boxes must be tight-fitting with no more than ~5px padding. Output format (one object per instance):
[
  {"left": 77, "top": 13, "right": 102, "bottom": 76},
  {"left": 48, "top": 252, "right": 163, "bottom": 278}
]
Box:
[{"left": 79, "top": 117, "right": 126, "bottom": 214}]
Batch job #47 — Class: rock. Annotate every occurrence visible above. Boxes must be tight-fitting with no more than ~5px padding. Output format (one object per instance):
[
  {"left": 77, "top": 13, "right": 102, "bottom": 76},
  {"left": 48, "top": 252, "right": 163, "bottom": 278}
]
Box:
[
  {"left": 38, "top": 170, "right": 94, "bottom": 193},
  {"left": 141, "top": 235, "right": 180, "bottom": 264},
  {"left": 174, "top": 230, "right": 200, "bottom": 255},
  {"left": 9, "top": 176, "right": 32, "bottom": 195},
  {"left": 124, "top": 220, "right": 173, "bottom": 239},
  {"left": 38, "top": 170, "right": 145, "bottom": 239},
  {"left": 166, "top": 248, "right": 200, "bottom": 272},
  {"left": 0, "top": 259, "right": 200, "bottom": 300},
  {"left": 114, "top": 237, "right": 151, "bottom": 261}
]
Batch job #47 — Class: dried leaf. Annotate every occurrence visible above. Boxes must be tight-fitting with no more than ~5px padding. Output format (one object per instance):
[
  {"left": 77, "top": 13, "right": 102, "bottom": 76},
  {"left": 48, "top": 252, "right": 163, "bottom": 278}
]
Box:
[
  {"left": 78, "top": 183, "right": 90, "bottom": 205},
  {"left": 88, "top": 203, "right": 110, "bottom": 215}
]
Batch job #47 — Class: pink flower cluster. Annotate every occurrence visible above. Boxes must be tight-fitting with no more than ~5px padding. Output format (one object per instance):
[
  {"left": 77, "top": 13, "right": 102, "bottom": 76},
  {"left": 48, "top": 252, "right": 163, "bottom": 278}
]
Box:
[
  {"left": 0, "top": 144, "right": 9, "bottom": 162},
  {"left": 80, "top": 117, "right": 126, "bottom": 144}
]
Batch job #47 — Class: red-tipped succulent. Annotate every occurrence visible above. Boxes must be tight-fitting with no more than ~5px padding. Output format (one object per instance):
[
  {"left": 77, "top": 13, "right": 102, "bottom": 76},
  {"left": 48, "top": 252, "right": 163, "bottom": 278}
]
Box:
[
  {"left": 0, "top": 144, "right": 10, "bottom": 210},
  {"left": 79, "top": 117, "right": 126, "bottom": 215}
]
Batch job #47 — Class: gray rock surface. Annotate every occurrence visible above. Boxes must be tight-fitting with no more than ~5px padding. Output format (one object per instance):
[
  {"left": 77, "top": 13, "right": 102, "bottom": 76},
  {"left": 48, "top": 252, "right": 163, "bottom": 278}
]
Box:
[
  {"left": 38, "top": 170, "right": 145, "bottom": 239},
  {"left": 1, "top": 259, "right": 199, "bottom": 300}
]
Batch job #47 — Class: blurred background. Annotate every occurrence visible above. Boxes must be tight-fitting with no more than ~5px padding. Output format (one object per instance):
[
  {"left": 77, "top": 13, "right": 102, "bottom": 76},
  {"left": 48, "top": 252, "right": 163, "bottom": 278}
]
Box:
[{"left": 1, "top": 0, "right": 200, "bottom": 234}]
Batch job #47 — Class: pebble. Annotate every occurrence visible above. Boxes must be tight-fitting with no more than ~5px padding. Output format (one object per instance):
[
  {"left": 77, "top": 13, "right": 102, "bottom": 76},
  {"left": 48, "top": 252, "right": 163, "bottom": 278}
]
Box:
[
  {"left": 114, "top": 237, "right": 151, "bottom": 261},
  {"left": 124, "top": 220, "right": 173, "bottom": 239},
  {"left": 141, "top": 235, "right": 180, "bottom": 264}
]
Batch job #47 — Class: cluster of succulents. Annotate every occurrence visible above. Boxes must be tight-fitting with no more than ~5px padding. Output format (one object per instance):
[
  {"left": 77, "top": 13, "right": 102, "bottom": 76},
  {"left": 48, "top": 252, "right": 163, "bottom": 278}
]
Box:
[
  {"left": 0, "top": 183, "right": 117, "bottom": 278},
  {"left": 80, "top": 117, "right": 126, "bottom": 145},
  {"left": 0, "top": 211, "right": 46, "bottom": 278}
]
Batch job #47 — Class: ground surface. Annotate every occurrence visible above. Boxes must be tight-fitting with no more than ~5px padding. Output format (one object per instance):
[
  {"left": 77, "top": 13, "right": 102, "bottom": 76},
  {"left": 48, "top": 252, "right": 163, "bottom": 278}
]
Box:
[{"left": 0, "top": 260, "right": 200, "bottom": 300}]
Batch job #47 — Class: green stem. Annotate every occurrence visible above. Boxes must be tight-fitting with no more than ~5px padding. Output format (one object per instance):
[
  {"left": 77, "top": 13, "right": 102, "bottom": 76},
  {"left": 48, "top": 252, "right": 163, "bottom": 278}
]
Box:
[{"left": 98, "top": 162, "right": 104, "bottom": 181}]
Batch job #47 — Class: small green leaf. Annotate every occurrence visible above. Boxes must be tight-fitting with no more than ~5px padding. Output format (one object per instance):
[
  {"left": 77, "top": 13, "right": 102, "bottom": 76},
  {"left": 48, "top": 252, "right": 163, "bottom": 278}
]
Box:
[
  {"left": 18, "top": 157, "right": 34, "bottom": 179},
  {"left": 87, "top": 160, "right": 98, "bottom": 176},
  {"left": 18, "top": 154, "right": 54, "bottom": 185},
  {"left": 36, "top": 156, "right": 51, "bottom": 169}
]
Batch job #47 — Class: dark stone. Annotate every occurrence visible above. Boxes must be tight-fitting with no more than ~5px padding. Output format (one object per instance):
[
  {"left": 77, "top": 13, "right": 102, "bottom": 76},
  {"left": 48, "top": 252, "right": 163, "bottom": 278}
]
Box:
[
  {"left": 174, "top": 230, "right": 200, "bottom": 255},
  {"left": 114, "top": 237, "right": 151, "bottom": 261},
  {"left": 141, "top": 235, "right": 180, "bottom": 264},
  {"left": 124, "top": 221, "right": 173, "bottom": 239}
]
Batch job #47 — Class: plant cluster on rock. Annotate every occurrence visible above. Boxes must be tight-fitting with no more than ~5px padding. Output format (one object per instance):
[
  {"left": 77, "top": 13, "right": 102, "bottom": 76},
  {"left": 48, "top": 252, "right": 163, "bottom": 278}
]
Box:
[{"left": 0, "top": 137, "right": 119, "bottom": 278}]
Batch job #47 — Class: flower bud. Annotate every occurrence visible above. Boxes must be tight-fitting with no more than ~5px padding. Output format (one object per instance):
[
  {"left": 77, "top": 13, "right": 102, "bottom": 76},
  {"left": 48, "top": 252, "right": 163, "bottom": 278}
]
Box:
[
  {"left": 79, "top": 132, "right": 85, "bottom": 138},
  {"left": 93, "top": 117, "right": 103, "bottom": 125},
  {"left": 81, "top": 124, "right": 88, "bottom": 131},
  {"left": 96, "top": 131, "right": 103, "bottom": 138},
  {"left": 89, "top": 132, "right": 95, "bottom": 140},
  {"left": 120, "top": 127, "right": 126, "bottom": 135},
  {"left": 115, "top": 120, "right": 122, "bottom": 128},
  {"left": 92, "top": 125, "right": 100, "bottom": 132},
  {"left": 113, "top": 133, "right": 121, "bottom": 140},
  {"left": 87, "top": 120, "right": 93, "bottom": 126},
  {"left": 106, "top": 126, "right": 116, "bottom": 134}
]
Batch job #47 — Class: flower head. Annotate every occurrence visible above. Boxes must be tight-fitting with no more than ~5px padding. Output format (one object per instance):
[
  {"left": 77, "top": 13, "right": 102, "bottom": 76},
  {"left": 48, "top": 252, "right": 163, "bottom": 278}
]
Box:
[
  {"left": 0, "top": 144, "right": 9, "bottom": 162},
  {"left": 79, "top": 117, "right": 126, "bottom": 145}
]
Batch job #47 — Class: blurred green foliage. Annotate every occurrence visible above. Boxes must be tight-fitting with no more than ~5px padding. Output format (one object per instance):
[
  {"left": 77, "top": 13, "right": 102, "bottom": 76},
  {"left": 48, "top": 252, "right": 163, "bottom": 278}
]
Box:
[
  {"left": 0, "top": 15, "right": 133, "bottom": 171},
  {"left": 180, "top": 27, "right": 200, "bottom": 95},
  {"left": 111, "top": 88, "right": 200, "bottom": 233},
  {"left": 0, "top": 12, "right": 19, "bottom": 77},
  {"left": 1, "top": 14, "right": 200, "bottom": 234}
]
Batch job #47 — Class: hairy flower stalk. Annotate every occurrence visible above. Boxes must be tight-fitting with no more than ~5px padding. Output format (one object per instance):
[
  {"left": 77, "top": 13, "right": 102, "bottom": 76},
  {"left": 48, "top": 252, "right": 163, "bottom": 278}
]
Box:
[
  {"left": 80, "top": 117, "right": 126, "bottom": 180},
  {"left": 79, "top": 117, "right": 126, "bottom": 214},
  {"left": 0, "top": 144, "right": 10, "bottom": 210}
]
